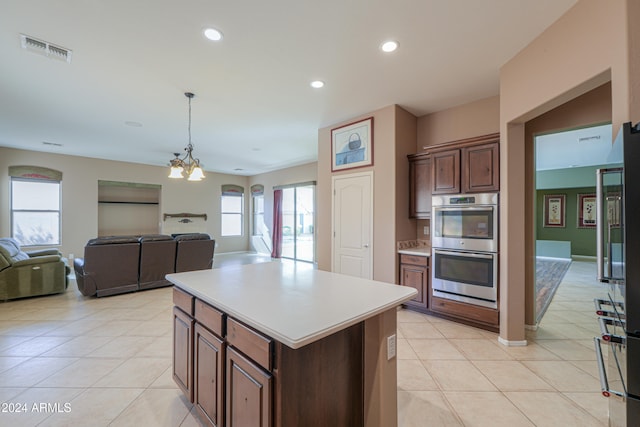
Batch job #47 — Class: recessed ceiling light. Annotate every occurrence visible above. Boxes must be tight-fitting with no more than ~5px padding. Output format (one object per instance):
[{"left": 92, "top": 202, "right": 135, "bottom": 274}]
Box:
[
  {"left": 124, "top": 121, "right": 143, "bottom": 127},
  {"left": 204, "top": 28, "right": 223, "bottom": 41},
  {"left": 380, "top": 40, "right": 398, "bottom": 53},
  {"left": 310, "top": 80, "right": 324, "bottom": 89}
]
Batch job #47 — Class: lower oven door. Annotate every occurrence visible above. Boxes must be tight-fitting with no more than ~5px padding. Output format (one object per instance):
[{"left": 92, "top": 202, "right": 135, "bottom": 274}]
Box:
[{"left": 432, "top": 249, "right": 497, "bottom": 309}]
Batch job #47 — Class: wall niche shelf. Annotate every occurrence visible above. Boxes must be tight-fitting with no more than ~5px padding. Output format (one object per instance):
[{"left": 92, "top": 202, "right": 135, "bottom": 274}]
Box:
[
  {"left": 163, "top": 213, "right": 207, "bottom": 221},
  {"left": 97, "top": 180, "right": 162, "bottom": 236}
]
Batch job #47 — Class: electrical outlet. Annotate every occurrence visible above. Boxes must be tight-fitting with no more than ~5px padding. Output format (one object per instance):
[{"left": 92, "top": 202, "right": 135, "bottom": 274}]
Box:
[
  {"left": 423, "top": 226, "right": 429, "bottom": 235},
  {"left": 387, "top": 334, "right": 396, "bottom": 360},
  {"left": 69, "top": 253, "right": 74, "bottom": 260}
]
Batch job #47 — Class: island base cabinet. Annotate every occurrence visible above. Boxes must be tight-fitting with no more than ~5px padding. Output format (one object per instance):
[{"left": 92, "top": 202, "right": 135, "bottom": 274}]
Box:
[
  {"left": 195, "top": 324, "right": 225, "bottom": 427},
  {"left": 226, "top": 347, "right": 272, "bottom": 427},
  {"left": 173, "top": 307, "right": 194, "bottom": 402}
]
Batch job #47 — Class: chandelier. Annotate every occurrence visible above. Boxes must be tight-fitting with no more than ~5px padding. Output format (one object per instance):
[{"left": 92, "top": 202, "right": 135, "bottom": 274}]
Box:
[{"left": 168, "top": 92, "right": 205, "bottom": 181}]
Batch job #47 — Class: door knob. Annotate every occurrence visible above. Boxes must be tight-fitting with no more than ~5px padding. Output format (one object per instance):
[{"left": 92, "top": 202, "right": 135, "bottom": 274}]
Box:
[{"left": 363, "top": 244, "right": 370, "bottom": 248}]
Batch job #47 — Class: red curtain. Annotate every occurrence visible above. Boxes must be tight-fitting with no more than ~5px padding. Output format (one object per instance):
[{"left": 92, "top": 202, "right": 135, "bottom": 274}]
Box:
[{"left": 271, "top": 189, "right": 283, "bottom": 258}]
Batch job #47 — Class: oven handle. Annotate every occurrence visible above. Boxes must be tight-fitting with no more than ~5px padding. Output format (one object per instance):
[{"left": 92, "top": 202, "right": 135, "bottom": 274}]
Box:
[
  {"left": 433, "top": 249, "right": 494, "bottom": 260},
  {"left": 433, "top": 206, "right": 495, "bottom": 212}
]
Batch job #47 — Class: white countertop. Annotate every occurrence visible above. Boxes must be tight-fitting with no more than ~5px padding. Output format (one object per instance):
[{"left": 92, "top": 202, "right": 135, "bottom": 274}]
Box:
[
  {"left": 397, "top": 247, "right": 431, "bottom": 257},
  {"left": 167, "top": 262, "right": 417, "bottom": 349}
]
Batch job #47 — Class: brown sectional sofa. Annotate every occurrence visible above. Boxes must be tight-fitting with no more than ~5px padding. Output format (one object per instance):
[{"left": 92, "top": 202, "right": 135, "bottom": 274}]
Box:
[{"left": 74, "top": 233, "right": 214, "bottom": 297}]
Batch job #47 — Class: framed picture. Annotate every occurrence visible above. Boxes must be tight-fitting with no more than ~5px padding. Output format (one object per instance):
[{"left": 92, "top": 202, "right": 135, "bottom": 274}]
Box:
[
  {"left": 577, "top": 193, "right": 597, "bottom": 228},
  {"left": 544, "top": 194, "right": 565, "bottom": 228},
  {"left": 607, "top": 193, "right": 621, "bottom": 228},
  {"left": 331, "top": 117, "right": 373, "bottom": 172}
]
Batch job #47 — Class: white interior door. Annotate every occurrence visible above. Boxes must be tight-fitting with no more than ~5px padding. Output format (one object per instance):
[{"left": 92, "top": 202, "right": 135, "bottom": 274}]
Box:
[{"left": 332, "top": 172, "right": 373, "bottom": 279}]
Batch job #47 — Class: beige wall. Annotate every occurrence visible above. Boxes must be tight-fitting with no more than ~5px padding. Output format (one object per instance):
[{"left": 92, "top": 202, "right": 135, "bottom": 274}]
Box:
[
  {"left": 0, "top": 147, "right": 250, "bottom": 258},
  {"left": 317, "top": 105, "right": 415, "bottom": 284},
  {"left": 499, "top": 0, "right": 633, "bottom": 343},
  {"left": 523, "top": 83, "right": 612, "bottom": 325},
  {"left": 248, "top": 162, "right": 317, "bottom": 257},
  {"left": 417, "top": 96, "right": 500, "bottom": 149}
]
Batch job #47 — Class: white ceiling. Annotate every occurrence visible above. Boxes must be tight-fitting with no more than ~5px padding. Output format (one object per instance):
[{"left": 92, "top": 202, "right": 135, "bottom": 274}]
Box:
[{"left": 0, "top": 0, "right": 578, "bottom": 176}]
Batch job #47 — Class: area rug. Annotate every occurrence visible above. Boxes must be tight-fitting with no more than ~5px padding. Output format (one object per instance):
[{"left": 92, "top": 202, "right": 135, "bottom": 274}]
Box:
[{"left": 535, "top": 257, "right": 572, "bottom": 323}]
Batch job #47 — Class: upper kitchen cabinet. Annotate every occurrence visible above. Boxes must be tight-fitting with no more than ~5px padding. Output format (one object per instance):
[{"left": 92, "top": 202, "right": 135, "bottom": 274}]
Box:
[
  {"left": 462, "top": 142, "right": 499, "bottom": 193},
  {"left": 408, "top": 153, "right": 432, "bottom": 218},
  {"left": 428, "top": 133, "right": 500, "bottom": 195},
  {"left": 431, "top": 150, "right": 460, "bottom": 195}
]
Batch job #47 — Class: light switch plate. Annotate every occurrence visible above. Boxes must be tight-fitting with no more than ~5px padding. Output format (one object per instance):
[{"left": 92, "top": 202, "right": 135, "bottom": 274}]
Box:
[
  {"left": 423, "top": 226, "right": 429, "bottom": 235},
  {"left": 387, "top": 334, "right": 396, "bottom": 360}
]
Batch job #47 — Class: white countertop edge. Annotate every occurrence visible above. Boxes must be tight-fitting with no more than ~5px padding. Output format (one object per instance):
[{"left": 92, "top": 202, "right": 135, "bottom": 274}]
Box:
[
  {"left": 170, "top": 278, "right": 417, "bottom": 350},
  {"left": 397, "top": 248, "right": 431, "bottom": 257}
]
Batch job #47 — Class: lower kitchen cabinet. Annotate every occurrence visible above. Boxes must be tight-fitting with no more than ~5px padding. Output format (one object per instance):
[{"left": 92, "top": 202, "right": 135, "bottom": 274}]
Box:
[
  {"left": 195, "top": 324, "right": 225, "bottom": 427},
  {"left": 399, "top": 254, "right": 429, "bottom": 313},
  {"left": 173, "top": 306, "right": 194, "bottom": 402},
  {"left": 173, "top": 287, "right": 367, "bottom": 427},
  {"left": 430, "top": 295, "right": 499, "bottom": 331},
  {"left": 226, "top": 347, "right": 272, "bottom": 427}
]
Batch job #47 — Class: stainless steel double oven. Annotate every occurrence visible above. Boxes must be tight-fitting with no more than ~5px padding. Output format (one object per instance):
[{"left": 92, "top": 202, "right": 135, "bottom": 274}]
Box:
[{"left": 431, "top": 193, "right": 498, "bottom": 309}]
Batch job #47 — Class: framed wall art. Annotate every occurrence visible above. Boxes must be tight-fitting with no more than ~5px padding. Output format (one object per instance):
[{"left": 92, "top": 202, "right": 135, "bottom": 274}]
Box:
[
  {"left": 544, "top": 194, "right": 566, "bottom": 228},
  {"left": 577, "top": 193, "right": 596, "bottom": 228},
  {"left": 331, "top": 117, "right": 373, "bottom": 172}
]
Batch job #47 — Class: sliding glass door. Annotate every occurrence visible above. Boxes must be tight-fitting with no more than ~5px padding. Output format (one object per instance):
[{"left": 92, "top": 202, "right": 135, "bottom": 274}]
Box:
[{"left": 281, "top": 184, "right": 315, "bottom": 262}]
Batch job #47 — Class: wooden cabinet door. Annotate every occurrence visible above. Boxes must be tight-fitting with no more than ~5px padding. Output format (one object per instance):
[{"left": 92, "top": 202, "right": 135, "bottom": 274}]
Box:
[
  {"left": 409, "top": 156, "right": 431, "bottom": 219},
  {"left": 226, "top": 347, "right": 272, "bottom": 427},
  {"left": 462, "top": 142, "right": 499, "bottom": 193},
  {"left": 173, "top": 307, "right": 194, "bottom": 402},
  {"left": 400, "top": 264, "right": 429, "bottom": 310},
  {"left": 432, "top": 149, "right": 460, "bottom": 194},
  {"left": 195, "top": 324, "right": 225, "bottom": 427}
]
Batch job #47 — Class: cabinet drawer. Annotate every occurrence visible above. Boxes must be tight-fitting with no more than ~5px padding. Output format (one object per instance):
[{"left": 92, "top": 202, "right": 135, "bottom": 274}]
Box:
[
  {"left": 227, "top": 318, "right": 272, "bottom": 371},
  {"left": 431, "top": 296, "right": 499, "bottom": 326},
  {"left": 195, "top": 299, "right": 225, "bottom": 337},
  {"left": 173, "top": 287, "right": 194, "bottom": 315},
  {"left": 399, "top": 254, "right": 428, "bottom": 267}
]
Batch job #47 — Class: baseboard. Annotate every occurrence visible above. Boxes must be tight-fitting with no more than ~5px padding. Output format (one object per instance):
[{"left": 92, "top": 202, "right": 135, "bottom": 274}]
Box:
[
  {"left": 498, "top": 336, "right": 528, "bottom": 347},
  {"left": 571, "top": 255, "right": 597, "bottom": 262},
  {"left": 525, "top": 324, "right": 538, "bottom": 331}
]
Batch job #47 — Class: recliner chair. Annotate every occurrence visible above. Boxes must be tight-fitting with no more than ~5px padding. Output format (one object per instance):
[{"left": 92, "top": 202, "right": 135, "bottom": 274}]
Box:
[
  {"left": 175, "top": 233, "right": 215, "bottom": 272},
  {"left": 74, "top": 236, "right": 140, "bottom": 297},
  {"left": 0, "top": 237, "right": 68, "bottom": 301},
  {"left": 138, "top": 234, "right": 176, "bottom": 290}
]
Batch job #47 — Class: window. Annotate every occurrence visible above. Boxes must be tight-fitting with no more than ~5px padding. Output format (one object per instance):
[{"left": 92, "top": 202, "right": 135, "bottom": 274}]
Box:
[
  {"left": 11, "top": 178, "right": 61, "bottom": 246},
  {"left": 221, "top": 185, "right": 244, "bottom": 236}
]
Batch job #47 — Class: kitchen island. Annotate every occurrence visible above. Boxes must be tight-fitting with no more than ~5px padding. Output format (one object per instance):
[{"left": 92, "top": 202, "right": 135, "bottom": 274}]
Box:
[{"left": 167, "top": 261, "right": 417, "bottom": 427}]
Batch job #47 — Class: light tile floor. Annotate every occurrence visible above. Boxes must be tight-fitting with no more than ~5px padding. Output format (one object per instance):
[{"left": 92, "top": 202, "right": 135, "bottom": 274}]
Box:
[{"left": 0, "top": 260, "right": 608, "bottom": 426}]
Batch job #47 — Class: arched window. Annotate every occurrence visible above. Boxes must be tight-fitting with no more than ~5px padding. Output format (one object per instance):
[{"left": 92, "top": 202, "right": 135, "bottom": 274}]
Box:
[{"left": 9, "top": 166, "right": 62, "bottom": 246}]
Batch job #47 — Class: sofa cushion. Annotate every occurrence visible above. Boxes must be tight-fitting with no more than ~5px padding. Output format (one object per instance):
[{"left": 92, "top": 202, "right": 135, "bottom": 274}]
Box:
[
  {"left": 174, "top": 233, "right": 211, "bottom": 242},
  {"left": 139, "top": 234, "right": 174, "bottom": 242},
  {"left": 87, "top": 236, "right": 140, "bottom": 245}
]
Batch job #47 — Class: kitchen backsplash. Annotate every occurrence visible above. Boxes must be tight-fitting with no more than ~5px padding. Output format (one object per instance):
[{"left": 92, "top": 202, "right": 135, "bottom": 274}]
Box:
[{"left": 397, "top": 239, "right": 430, "bottom": 250}]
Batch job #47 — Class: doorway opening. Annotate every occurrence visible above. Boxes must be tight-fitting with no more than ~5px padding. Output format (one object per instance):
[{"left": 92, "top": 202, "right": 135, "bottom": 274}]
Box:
[
  {"left": 281, "top": 184, "right": 315, "bottom": 263},
  {"left": 533, "top": 123, "right": 613, "bottom": 323}
]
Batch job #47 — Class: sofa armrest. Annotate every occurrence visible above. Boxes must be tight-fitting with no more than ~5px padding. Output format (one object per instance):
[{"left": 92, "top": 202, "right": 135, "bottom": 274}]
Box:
[
  {"left": 12, "top": 254, "right": 61, "bottom": 267},
  {"left": 27, "top": 249, "right": 62, "bottom": 257}
]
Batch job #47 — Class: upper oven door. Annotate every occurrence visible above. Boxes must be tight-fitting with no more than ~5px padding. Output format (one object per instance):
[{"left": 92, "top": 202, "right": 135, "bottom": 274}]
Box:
[{"left": 432, "top": 204, "right": 498, "bottom": 252}]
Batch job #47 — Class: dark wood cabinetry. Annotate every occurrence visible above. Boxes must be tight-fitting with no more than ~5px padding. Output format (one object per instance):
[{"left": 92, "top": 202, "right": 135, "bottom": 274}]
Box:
[
  {"left": 173, "top": 288, "right": 367, "bottom": 427},
  {"left": 408, "top": 154, "right": 432, "bottom": 218},
  {"left": 426, "top": 133, "right": 500, "bottom": 195},
  {"left": 226, "top": 347, "right": 272, "bottom": 427},
  {"left": 195, "top": 324, "right": 225, "bottom": 426},
  {"left": 462, "top": 142, "right": 500, "bottom": 193},
  {"left": 173, "top": 306, "right": 194, "bottom": 402},
  {"left": 430, "top": 295, "right": 499, "bottom": 330},
  {"left": 399, "top": 254, "right": 429, "bottom": 313},
  {"left": 431, "top": 150, "right": 461, "bottom": 195}
]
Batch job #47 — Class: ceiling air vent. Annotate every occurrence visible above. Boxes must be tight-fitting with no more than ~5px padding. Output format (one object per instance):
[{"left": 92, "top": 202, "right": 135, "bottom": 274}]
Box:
[{"left": 20, "top": 34, "right": 72, "bottom": 63}]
